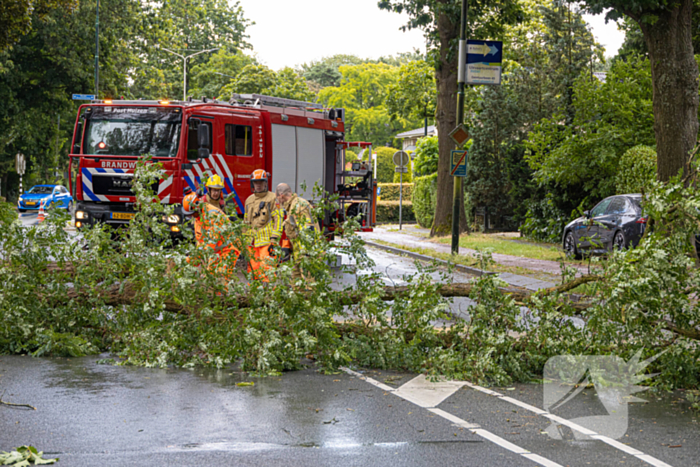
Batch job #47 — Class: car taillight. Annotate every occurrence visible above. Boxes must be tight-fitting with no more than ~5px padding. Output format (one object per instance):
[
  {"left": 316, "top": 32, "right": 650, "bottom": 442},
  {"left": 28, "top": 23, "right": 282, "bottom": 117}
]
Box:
[{"left": 636, "top": 217, "right": 648, "bottom": 224}]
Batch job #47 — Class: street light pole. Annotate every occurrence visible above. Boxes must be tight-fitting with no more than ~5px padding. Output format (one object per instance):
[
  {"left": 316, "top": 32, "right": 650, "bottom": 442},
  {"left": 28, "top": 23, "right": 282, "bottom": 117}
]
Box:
[
  {"left": 451, "top": 0, "right": 468, "bottom": 255},
  {"left": 160, "top": 47, "right": 219, "bottom": 101},
  {"left": 94, "top": 0, "right": 100, "bottom": 97}
]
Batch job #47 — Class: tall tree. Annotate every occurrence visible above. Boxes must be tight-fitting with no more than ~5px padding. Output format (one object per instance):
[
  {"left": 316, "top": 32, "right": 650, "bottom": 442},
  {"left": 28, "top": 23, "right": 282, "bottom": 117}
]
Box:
[
  {"left": 378, "top": 0, "right": 524, "bottom": 236},
  {"left": 298, "top": 54, "right": 366, "bottom": 88},
  {"left": 540, "top": 1, "right": 600, "bottom": 123},
  {"left": 386, "top": 60, "right": 436, "bottom": 134},
  {"left": 188, "top": 47, "right": 256, "bottom": 99},
  {"left": 0, "top": 0, "right": 77, "bottom": 51},
  {"left": 317, "top": 63, "right": 414, "bottom": 147},
  {"left": 0, "top": 0, "right": 139, "bottom": 197},
  {"left": 130, "top": 0, "right": 250, "bottom": 100},
  {"left": 582, "top": 0, "right": 699, "bottom": 182}
]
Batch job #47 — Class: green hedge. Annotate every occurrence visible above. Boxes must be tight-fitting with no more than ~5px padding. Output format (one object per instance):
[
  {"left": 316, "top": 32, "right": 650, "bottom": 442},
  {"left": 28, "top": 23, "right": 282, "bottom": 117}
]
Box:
[
  {"left": 378, "top": 183, "right": 414, "bottom": 201},
  {"left": 412, "top": 173, "right": 437, "bottom": 228},
  {"left": 375, "top": 147, "right": 397, "bottom": 183},
  {"left": 376, "top": 200, "right": 415, "bottom": 223}
]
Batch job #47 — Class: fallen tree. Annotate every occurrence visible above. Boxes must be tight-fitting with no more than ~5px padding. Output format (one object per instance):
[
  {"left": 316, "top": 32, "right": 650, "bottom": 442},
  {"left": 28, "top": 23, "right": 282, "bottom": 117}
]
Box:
[{"left": 3, "top": 159, "right": 700, "bottom": 389}]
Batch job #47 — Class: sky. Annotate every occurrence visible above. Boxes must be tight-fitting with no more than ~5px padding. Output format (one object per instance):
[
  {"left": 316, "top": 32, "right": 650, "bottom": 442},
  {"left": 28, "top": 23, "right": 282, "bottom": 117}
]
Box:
[{"left": 236, "top": 0, "right": 627, "bottom": 71}]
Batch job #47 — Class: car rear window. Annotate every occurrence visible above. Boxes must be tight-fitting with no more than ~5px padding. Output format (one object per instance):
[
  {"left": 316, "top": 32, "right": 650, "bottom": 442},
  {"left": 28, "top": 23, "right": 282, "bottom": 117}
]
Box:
[{"left": 606, "top": 197, "right": 628, "bottom": 215}]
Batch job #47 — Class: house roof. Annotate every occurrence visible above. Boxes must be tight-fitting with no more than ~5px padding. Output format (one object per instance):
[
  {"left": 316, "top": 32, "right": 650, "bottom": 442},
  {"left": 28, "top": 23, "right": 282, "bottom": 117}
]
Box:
[{"left": 396, "top": 125, "right": 436, "bottom": 139}]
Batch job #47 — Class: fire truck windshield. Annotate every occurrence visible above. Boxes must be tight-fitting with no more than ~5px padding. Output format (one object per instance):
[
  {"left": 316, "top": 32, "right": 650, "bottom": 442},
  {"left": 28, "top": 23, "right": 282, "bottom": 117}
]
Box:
[{"left": 83, "top": 107, "right": 182, "bottom": 157}]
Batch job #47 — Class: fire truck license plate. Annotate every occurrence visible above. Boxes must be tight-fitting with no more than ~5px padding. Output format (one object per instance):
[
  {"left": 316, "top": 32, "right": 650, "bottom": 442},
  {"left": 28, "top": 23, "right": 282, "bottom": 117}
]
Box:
[{"left": 111, "top": 212, "right": 135, "bottom": 220}]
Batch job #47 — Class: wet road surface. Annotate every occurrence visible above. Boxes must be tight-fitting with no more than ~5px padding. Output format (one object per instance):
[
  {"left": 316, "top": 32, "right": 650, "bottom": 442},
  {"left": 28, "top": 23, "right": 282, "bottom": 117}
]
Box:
[{"left": 1, "top": 355, "right": 698, "bottom": 467}]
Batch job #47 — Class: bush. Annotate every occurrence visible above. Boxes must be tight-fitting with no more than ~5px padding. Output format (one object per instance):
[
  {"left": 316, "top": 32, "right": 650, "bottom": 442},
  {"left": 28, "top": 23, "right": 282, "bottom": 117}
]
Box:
[
  {"left": 378, "top": 183, "right": 414, "bottom": 201},
  {"left": 413, "top": 136, "right": 438, "bottom": 177},
  {"left": 374, "top": 147, "right": 397, "bottom": 183},
  {"left": 412, "top": 173, "right": 437, "bottom": 228},
  {"left": 616, "top": 145, "right": 657, "bottom": 194},
  {"left": 376, "top": 200, "right": 415, "bottom": 223},
  {"left": 519, "top": 193, "right": 569, "bottom": 243}
]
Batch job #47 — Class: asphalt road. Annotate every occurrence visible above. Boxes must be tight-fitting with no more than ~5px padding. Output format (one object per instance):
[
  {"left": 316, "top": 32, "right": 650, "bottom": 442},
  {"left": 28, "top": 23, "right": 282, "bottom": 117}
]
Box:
[
  {"left": 1, "top": 355, "right": 697, "bottom": 467},
  {"left": 18, "top": 212, "right": 40, "bottom": 227}
]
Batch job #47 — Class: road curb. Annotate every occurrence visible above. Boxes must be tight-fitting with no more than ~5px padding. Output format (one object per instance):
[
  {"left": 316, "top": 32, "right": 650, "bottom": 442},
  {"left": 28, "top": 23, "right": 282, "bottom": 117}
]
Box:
[{"left": 363, "top": 240, "right": 495, "bottom": 277}]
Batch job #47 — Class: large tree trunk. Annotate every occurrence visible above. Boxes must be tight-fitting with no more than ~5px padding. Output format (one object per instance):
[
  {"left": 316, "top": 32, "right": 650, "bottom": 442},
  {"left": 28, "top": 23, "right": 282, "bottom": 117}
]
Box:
[
  {"left": 638, "top": 0, "right": 699, "bottom": 182},
  {"left": 431, "top": 7, "right": 469, "bottom": 237}
]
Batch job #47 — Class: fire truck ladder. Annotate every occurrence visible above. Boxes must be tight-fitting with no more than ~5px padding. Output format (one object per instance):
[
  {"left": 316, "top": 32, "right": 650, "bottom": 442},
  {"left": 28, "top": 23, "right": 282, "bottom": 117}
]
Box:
[{"left": 230, "top": 93, "right": 324, "bottom": 110}]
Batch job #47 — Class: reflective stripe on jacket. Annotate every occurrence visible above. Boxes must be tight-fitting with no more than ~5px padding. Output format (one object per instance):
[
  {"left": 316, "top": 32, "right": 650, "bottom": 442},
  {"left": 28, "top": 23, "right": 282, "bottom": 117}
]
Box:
[{"left": 243, "top": 191, "right": 283, "bottom": 247}]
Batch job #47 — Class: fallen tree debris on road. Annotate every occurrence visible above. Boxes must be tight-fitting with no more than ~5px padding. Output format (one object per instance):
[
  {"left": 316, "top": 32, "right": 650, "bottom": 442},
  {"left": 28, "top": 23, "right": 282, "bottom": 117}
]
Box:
[
  {"left": 0, "top": 391, "right": 37, "bottom": 410},
  {"left": 3, "top": 160, "right": 700, "bottom": 390}
]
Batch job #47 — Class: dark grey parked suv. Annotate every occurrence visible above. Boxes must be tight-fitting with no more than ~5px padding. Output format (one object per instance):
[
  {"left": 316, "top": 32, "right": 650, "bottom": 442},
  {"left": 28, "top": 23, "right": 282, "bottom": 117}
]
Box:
[{"left": 562, "top": 194, "right": 647, "bottom": 259}]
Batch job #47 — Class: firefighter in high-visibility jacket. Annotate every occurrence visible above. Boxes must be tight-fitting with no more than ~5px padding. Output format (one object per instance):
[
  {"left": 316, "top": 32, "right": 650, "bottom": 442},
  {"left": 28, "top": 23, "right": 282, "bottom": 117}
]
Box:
[
  {"left": 275, "top": 183, "right": 320, "bottom": 282},
  {"left": 243, "top": 169, "right": 283, "bottom": 281},
  {"left": 183, "top": 175, "right": 240, "bottom": 280}
]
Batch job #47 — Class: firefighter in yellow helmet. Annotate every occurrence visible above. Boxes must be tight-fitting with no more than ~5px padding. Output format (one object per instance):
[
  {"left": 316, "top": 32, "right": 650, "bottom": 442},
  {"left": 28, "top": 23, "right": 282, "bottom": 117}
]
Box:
[
  {"left": 243, "top": 169, "right": 283, "bottom": 282},
  {"left": 183, "top": 174, "right": 240, "bottom": 280},
  {"left": 275, "top": 183, "right": 320, "bottom": 284}
]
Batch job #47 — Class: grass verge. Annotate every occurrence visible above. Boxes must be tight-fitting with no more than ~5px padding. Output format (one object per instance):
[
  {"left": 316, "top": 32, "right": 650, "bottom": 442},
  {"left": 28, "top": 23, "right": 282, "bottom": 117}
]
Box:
[{"left": 433, "top": 232, "right": 567, "bottom": 262}]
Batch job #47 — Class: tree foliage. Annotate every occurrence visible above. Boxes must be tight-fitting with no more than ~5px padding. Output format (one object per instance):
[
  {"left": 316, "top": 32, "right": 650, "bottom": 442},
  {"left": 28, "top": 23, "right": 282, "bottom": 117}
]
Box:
[
  {"left": 317, "top": 63, "right": 415, "bottom": 147},
  {"left": 386, "top": 60, "right": 436, "bottom": 123},
  {"left": 0, "top": 0, "right": 77, "bottom": 51},
  {"left": 525, "top": 56, "right": 655, "bottom": 201},
  {"left": 0, "top": 0, "right": 141, "bottom": 198},
  {"left": 189, "top": 47, "right": 257, "bottom": 99},
  {"left": 129, "top": 0, "right": 251, "bottom": 100},
  {"left": 580, "top": 0, "right": 699, "bottom": 182}
]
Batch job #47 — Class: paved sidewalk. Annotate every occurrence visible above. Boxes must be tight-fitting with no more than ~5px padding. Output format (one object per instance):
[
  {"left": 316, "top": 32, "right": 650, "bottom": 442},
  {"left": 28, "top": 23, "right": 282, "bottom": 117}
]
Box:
[
  {"left": 359, "top": 227, "right": 601, "bottom": 292},
  {"left": 359, "top": 228, "right": 590, "bottom": 277}
]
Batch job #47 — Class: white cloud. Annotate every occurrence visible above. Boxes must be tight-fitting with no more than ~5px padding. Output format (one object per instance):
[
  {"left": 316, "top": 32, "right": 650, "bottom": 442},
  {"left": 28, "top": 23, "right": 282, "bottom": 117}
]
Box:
[
  {"left": 235, "top": 1, "right": 629, "bottom": 69},
  {"left": 236, "top": 0, "right": 426, "bottom": 70}
]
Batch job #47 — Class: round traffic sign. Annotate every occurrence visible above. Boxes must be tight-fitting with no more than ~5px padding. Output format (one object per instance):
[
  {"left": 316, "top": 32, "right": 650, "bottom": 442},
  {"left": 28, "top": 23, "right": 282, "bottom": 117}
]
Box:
[{"left": 393, "top": 150, "right": 410, "bottom": 167}]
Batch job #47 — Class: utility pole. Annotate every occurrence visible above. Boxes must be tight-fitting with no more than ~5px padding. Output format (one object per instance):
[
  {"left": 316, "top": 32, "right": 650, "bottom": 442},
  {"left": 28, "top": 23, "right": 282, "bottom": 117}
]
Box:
[
  {"left": 94, "top": 0, "right": 100, "bottom": 97},
  {"left": 452, "top": 0, "right": 468, "bottom": 255},
  {"left": 161, "top": 47, "right": 219, "bottom": 101}
]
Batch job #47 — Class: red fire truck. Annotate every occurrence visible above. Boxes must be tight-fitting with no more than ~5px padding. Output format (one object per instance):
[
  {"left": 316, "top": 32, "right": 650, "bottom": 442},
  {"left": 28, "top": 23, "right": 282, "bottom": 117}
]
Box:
[{"left": 68, "top": 94, "right": 376, "bottom": 234}]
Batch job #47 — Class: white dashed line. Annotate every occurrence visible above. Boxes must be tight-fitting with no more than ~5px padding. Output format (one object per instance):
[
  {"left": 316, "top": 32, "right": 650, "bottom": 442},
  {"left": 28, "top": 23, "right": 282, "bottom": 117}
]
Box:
[
  {"left": 461, "top": 381, "right": 674, "bottom": 467},
  {"left": 341, "top": 368, "right": 564, "bottom": 467}
]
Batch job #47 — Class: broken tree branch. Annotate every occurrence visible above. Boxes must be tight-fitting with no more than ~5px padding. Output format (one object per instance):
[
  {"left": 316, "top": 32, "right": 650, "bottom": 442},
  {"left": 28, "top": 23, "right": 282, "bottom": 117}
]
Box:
[{"left": 0, "top": 391, "right": 36, "bottom": 410}]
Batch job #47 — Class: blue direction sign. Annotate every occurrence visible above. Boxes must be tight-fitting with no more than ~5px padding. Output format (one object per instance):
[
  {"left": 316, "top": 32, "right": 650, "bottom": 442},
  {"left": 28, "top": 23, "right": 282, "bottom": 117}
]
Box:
[
  {"left": 450, "top": 150, "right": 468, "bottom": 177},
  {"left": 466, "top": 40, "right": 503, "bottom": 85},
  {"left": 72, "top": 94, "right": 96, "bottom": 100}
]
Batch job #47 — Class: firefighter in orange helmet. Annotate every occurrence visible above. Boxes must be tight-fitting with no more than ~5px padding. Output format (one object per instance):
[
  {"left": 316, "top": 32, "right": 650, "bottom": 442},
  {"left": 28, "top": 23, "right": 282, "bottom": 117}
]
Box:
[
  {"left": 243, "top": 169, "right": 282, "bottom": 282},
  {"left": 183, "top": 174, "right": 240, "bottom": 280}
]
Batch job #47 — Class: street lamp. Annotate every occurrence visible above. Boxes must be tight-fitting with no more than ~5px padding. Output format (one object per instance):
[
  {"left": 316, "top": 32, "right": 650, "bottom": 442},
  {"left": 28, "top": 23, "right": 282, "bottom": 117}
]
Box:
[{"left": 160, "top": 47, "right": 219, "bottom": 101}]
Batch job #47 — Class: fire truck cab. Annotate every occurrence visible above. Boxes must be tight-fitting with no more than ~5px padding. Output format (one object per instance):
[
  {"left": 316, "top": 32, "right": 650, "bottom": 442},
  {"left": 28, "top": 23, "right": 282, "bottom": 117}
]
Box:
[{"left": 68, "top": 94, "right": 376, "bottom": 234}]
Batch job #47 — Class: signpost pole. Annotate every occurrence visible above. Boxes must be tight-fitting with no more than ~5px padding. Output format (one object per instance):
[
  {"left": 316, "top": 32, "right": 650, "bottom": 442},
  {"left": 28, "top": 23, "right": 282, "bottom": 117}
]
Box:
[
  {"left": 399, "top": 170, "right": 403, "bottom": 230},
  {"left": 393, "top": 151, "right": 409, "bottom": 231},
  {"left": 452, "top": 0, "right": 468, "bottom": 255}
]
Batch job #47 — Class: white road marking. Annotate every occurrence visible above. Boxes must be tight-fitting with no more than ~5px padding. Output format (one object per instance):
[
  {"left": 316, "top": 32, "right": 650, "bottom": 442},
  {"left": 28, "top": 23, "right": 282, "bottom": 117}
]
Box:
[
  {"left": 341, "top": 368, "right": 563, "bottom": 467},
  {"left": 394, "top": 375, "right": 465, "bottom": 408},
  {"left": 461, "top": 381, "right": 674, "bottom": 467}
]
